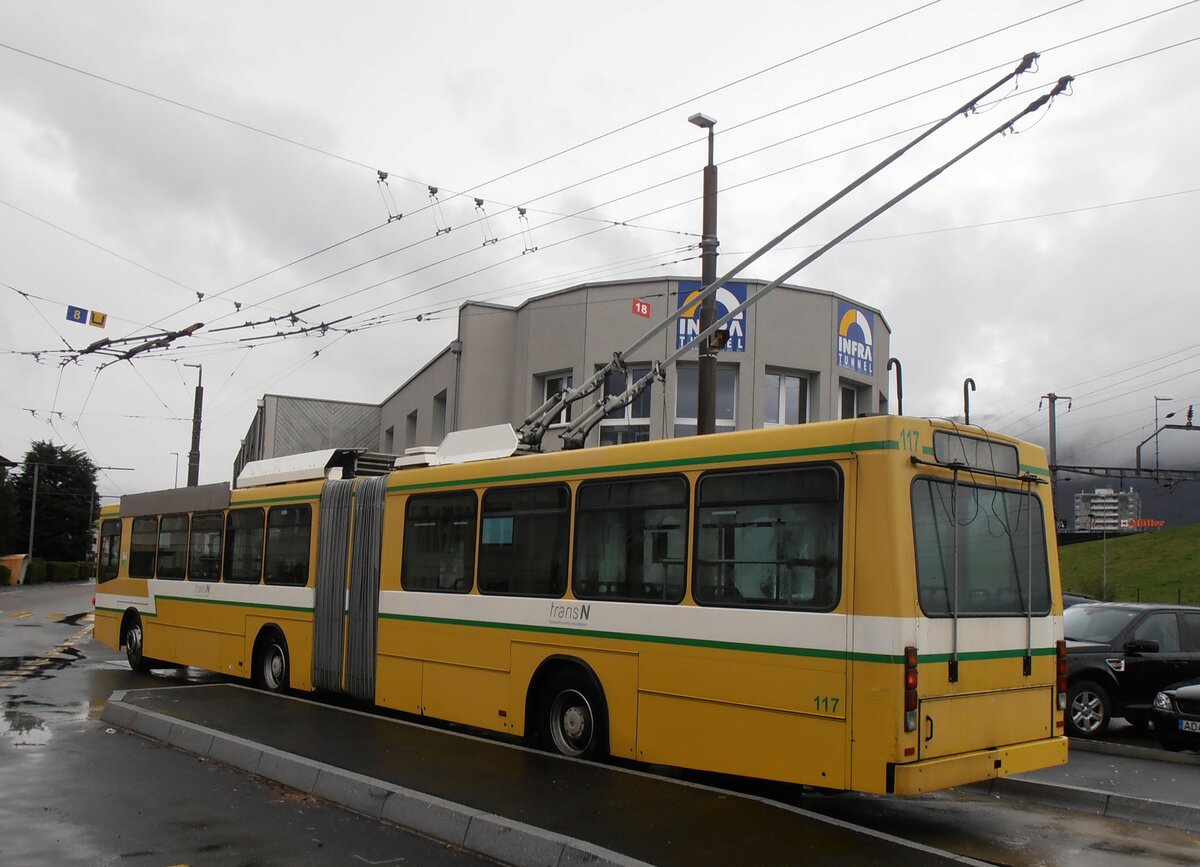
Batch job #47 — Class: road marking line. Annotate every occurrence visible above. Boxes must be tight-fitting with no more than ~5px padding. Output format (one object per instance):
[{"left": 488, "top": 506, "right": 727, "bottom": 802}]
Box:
[{"left": 12, "top": 611, "right": 34, "bottom": 619}]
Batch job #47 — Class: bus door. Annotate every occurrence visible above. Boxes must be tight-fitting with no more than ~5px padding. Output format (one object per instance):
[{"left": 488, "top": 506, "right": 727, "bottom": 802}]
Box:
[{"left": 312, "top": 475, "right": 388, "bottom": 700}]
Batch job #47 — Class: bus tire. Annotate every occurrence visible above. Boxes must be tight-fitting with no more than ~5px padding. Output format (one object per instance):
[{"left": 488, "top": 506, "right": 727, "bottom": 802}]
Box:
[
  {"left": 253, "top": 629, "right": 290, "bottom": 693},
  {"left": 1067, "top": 680, "right": 1111, "bottom": 738},
  {"left": 122, "top": 612, "right": 153, "bottom": 673},
  {"left": 539, "top": 669, "right": 607, "bottom": 760}
]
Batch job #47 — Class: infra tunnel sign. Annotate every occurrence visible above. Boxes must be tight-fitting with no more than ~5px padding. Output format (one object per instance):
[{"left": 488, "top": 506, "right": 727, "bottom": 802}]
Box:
[
  {"left": 675, "top": 281, "right": 747, "bottom": 352},
  {"left": 66, "top": 305, "right": 107, "bottom": 328}
]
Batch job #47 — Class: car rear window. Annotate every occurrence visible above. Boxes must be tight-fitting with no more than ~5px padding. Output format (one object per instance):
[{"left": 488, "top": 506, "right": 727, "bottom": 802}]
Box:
[{"left": 1064, "top": 605, "right": 1139, "bottom": 642}]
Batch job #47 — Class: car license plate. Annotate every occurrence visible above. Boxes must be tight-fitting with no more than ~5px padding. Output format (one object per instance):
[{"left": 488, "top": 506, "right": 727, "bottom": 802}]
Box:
[{"left": 1181, "top": 719, "right": 1200, "bottom": 733}]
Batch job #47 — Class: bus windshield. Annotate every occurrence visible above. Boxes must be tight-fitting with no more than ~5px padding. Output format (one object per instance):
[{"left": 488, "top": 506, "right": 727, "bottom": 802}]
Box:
[{"left": 912, "top": 479, "right": 1051, "bottom": 617}]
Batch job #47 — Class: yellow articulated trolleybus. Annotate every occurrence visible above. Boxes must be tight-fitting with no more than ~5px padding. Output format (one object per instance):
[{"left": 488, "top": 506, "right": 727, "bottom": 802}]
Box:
[{"left": 94, "top": 416, "right": 1068, "bottom": 795}]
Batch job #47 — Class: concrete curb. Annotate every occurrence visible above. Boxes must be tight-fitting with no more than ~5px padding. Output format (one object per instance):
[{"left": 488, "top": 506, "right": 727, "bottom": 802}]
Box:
[
  {"left": 967, "top": 776, "right": 1200, "bottom": 833},
  {"left": 1067, "top": 736, "right": 1200, "bottom": 767},
  {"left": 102, "top": 691, "right": 651, "bottom": 867}
]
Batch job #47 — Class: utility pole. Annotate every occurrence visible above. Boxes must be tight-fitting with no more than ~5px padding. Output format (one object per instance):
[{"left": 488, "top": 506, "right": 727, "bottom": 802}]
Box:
[
  {"left": 1040, "top": 393, "right": 1072, "bottom": 524},
  {"left": 185, "top": 363, "right": 203, "bottom": 486},
  {"left": 26, "top": 463, "right": 39, "bottom": 558},
  {"left": 689, "top": 112, "right": 719, "bottom": 436}
]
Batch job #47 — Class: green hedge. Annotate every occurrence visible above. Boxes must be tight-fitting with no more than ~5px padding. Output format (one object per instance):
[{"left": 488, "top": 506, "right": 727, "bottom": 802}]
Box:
[{"left": 24, "top": 560, "right": 94, "bottom": 584}]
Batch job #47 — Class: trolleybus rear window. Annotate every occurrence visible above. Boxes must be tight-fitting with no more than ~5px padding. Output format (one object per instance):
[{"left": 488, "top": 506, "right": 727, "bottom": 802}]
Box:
[
  {"left": 188, "top": 511, "right": 223, "bottom": 582},
  {"left": 573, "top": 475, "right": 688, "bottom": 603},
  {"left": 912, "top": 480, "right": 1050, "bottom": 616},
  {"left": 97, "top": 518, "right": 121, "bottom": 583},
  {"left": 224, "top": 508, "right": 265, "bottom": 584},
  {"left": 694, "top": 466, "right": 841, "bottom": 610},
  {"left": 478, "top": 484, "right": 569, "bottom": 597},
  {"left": 129, "top": 516, "right": 158, "bottom": 578},
  {"left": 402, "top": 492, "right": 476, "bottom": 592},
  {"left": 157, "top": 513, "right": 188, "bottom": 580}
]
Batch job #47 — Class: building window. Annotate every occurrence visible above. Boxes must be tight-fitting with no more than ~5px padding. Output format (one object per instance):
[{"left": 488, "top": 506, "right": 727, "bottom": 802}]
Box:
[
  {"left": 764, "top": 370, "right": 808, "bottom": 426},
  {"left": 264, "top": 505, "right": 311, "bottom": 586},
  {"left": 675, "top": 363, "right": 736, "bottom": 437},
  {"left": 840, "top": 385, "right": 858, "bottom": 420},
  {"left": 188, "top": 512, "right": 223, "bottom": 582},
  {"left": 224, "top": 508, "right": 265, "bottom": 584},
  {"left": 599, "top": 364, "right": 652, "bottom": 445},
  {"left": 433, "top": 390, "right": 447, "bottom": 442},
  {"left": 401, "top": 493, "right": 476, "bottom": 592},
  {"left": 129, "top": 516, "right": 158, "bottom": 578},
  {"left": 573, "top": 475, "right": 688, "bottom": 603},
  {"left": 540, "top": 372, "right": 573, "bottom": 426},
  {"left": 156, "top": 513, "right": 189, "bottom": 580},
  {"left": 384, "top": 426, "right": 395, "bottom": 453},
  {"left": 478, "top": 485, "right": 570, "bottom": 597},
  {"left": 405, "top": 410, "right": 418, "bottom": 449}
]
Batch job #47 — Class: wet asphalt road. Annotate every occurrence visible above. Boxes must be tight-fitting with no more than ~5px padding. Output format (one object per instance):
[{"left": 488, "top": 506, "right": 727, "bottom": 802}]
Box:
[
  {"left": 0, "top": 581, "right": 492, "bottom": 867},
  {"left": 5, "top": 580, "right": 1200, "bottom": 866}
]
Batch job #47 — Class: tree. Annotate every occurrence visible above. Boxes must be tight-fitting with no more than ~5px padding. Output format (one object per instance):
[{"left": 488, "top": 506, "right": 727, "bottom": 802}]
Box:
[
  {"left": 12, "top": 442, "right": 99, "bottom": 561},
  {"left": 0, "top": 461, "right": 18, "bottom": 555}
]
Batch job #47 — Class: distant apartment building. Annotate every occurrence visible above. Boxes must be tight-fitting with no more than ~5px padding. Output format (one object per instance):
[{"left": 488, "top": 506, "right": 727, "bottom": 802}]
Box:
[
  {"left": 1073, "top": 487, "right": 1142, "bottom": 534},
  {"left": 233, "top": 277, "right": 891, "bottom": 479}
]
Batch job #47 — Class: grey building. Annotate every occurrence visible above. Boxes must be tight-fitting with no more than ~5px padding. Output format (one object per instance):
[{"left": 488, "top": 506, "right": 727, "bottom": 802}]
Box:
[
  {"left": 234, "top": 277, "right": 891, "bottom": 476},
  {"left": 1073, "top": 487, "right": 1142, "bottom": 534}
]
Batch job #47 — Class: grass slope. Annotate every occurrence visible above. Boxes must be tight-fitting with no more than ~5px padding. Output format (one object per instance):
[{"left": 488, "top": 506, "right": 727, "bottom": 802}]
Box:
[{"left": 1058, "top": 524, "right": 1200, "bottom": 605}]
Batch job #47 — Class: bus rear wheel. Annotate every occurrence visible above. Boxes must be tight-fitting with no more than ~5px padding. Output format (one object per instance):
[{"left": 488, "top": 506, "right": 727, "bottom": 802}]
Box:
[
  {"left": 123, "top": 613, "right": 153, "bottom": 673},
  {"left": 539, "top": 671, "right": 606, "bottom": 760},
  {"left": 253, "top": 630, "right": 290, "bottom": 693}
]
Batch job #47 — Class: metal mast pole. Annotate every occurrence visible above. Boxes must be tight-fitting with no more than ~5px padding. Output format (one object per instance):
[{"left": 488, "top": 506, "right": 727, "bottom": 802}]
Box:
[
  {"left": 691, "top": 113, "right": 719, "bottom": 436},
  {"left": 185, "top": 364, "right": 203, "bottom": 486}
]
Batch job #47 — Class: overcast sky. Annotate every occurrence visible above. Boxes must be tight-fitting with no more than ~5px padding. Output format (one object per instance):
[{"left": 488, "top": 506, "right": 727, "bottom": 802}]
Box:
[{"left": 2, "top": 0, "right": 1199, "bottom": 503}]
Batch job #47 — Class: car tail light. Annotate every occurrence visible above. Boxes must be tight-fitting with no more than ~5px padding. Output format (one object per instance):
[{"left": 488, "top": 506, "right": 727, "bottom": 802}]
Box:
[
  {"left": 1056, "top": 639, "right": 1067, "bottom": 711},
  {"left": 904, "top": 645, "right": 919, "bottom": 732}
]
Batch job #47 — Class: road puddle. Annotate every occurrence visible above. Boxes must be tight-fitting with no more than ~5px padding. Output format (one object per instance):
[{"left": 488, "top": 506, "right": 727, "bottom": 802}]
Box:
[{"left": 1, "top": 697, "right": 97, "bottom": 745}]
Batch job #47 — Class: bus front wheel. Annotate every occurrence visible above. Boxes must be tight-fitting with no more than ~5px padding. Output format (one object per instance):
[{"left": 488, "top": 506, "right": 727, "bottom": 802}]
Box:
[
  {"left": 253, "top": 630, "right": 290, "bottom": 693},
  {"left": 539, "top": 671, "right": 606, "bottom": 760},
  {"left": 122, "top": 613, "right": 152, "bottom": 673}
]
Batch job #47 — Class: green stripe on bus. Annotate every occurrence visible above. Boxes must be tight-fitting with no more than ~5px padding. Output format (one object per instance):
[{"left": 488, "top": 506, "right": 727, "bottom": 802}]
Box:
[
  {"left": 387, "top": 440, "right": 899, "bottom": 493},
  {"left": 379, "top": 612, "right": 1056, "bottom": 664},
  {"left": 1020, "top": 464, "right": 1051, "bottom": 477}
]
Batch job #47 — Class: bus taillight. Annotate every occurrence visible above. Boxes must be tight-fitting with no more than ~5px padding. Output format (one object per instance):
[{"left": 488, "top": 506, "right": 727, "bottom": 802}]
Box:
[
  {"left": 904, "top": 646, "right": 919, "bottom": 732},
  {"left": 1056, "top": 639, "right": 1067, "bottom": 711}
]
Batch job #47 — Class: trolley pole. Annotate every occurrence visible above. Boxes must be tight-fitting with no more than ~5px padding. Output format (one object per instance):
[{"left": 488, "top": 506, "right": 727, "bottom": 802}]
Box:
[{"left": 690, "top": 113, "right": 719, "bottom": 436}]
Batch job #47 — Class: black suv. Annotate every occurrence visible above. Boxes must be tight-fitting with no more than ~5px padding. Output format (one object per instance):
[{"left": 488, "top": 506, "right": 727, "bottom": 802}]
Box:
[{"left": 1063, "top": 602, "right": 1200, "bottom": 737}]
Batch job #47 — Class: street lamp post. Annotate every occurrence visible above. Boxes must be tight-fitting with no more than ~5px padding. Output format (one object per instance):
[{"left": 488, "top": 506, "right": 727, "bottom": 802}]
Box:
[
  {"left": 1154, "top": 394, "right": 1173, "bottom": 473},
  {"left": 688, "top": 112, "right": 719, "bottom": 436},
  {"left": 170, "top": 452, "right": 180, "bottom": 488}
]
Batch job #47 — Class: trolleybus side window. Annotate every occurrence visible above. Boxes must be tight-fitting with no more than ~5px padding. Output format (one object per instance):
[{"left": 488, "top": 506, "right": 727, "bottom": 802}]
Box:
[
  {"left": 224, "top": 508, "right": 265, "bottom": 584},
  {"left": 912, "top": 480, "right": 1050, "bottom": 617},
  {"left": 129, "top": 516, "right": 158, "bottom": 578},
  {"left": 401, "top": 492, "right": 476, "bottom": 592},
  {"left": 156, "top": 513, "right": 189, "bottom": 580},
  {"left": 264, "top": 504, "right": 312, "bottom": 586},
  {"left": 574, "top": 475, "right": 688, "bottom": 602},
  {"left": 98, "top": 518, "right": 121, "bottom": 583},
  {"left": 694, "top": 466, "right": 841, "bottom": 610},
  {"left": 188, "top": 511, "right": 223, "bottom": 582},
  {"left": 479, "top": 484, "right": 570, "bottom": 597}
]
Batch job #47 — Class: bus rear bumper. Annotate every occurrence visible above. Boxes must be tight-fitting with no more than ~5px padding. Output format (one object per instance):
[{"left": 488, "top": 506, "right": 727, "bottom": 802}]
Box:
[{"left": 888, "top": 736, "right": 1068, "bottom": 795}]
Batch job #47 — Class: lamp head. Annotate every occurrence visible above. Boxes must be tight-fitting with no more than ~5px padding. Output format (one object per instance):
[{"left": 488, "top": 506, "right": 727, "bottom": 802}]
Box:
[{"left": 688, "top": 112, "right": 717, "bottom": 129}]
